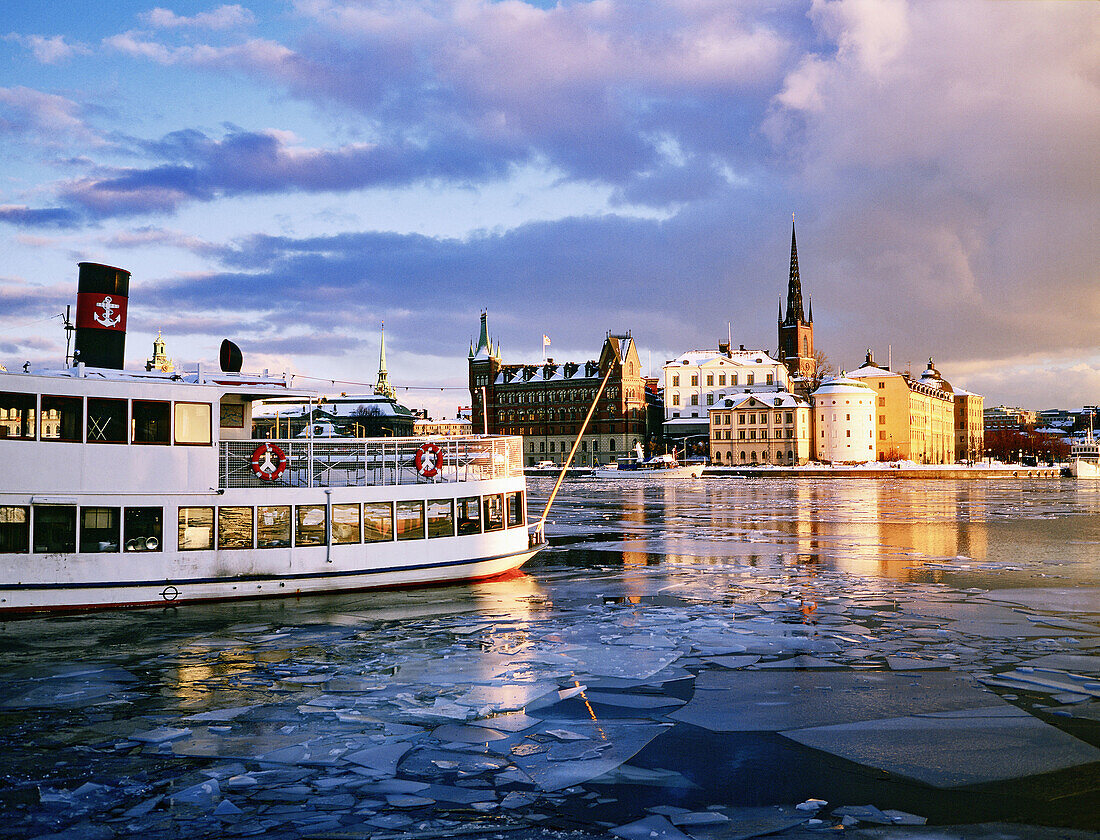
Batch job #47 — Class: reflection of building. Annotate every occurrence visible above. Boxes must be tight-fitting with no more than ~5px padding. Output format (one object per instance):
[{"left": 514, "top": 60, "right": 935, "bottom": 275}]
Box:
[
  {"left": 468, "top": 313, "right": 647, "bottom": 467},
  {"left": 778, "top": 221, "right": 816, "bottom": 384},
  {"left": 709, "top": 392, "right": 812, "bottom": 465},
  {"left": 662, "top": 347, "right": 789, "bottom": 443},
  {"left": 846, "top": 353, "right": 956, "bottom": 464},
  {"left": 812, "top": 374, "right": 876, "bottom": 463}
]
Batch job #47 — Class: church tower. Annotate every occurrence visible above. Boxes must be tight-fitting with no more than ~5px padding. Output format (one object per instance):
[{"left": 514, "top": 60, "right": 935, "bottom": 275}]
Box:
[
  {"left": 374, "top": 322, "right": 396, "bottom": 400},
  {"left": 778, "top": 219, "right": 816, "bottom": 381},
  {"left": 468, "top": 311, "right": 501, "bottom": 435}
]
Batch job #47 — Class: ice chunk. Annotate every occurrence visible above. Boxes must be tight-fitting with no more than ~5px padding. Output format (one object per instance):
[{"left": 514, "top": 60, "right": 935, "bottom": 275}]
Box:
[
  {"left": 783, "top": 708, "right": 1100, "bottom": 787},
  {"left": 480, "top": 712, "right": 541, "bottom": 732},
  {"left": 886, "top": 656, "right": 945, "bottom": 670},
  {"left": 671, "top": 670, "right": 999, "bottom": 732},
  {"left": 170, "top": 778, "right": 220, "bottom": 808},
  {"left": 545, "top": 728, "right": 589, "bottom": 741},
  {"left": 582, "top": 691, "right": 686, "bottom": 709},
  {"left": 130, "top": 727, "right": 192, "bottom": 744},
  {"left": 669, "top": 810, "right": 729, "bottom": 826},
  {"left": 212, "top": 798, "right": 244, "bottom": 819},
  {"left": 882, "top": 809, "right": 928, "bottom": 825},
  {"left": 610, "top": 815, "right": 693, "bottom": 839},
  {"left": 754, "top": 655, "right": 843, "bottom": 670},
  {"left": 343, "top": 742, "right": 412, "bottom": 774},
  {"left": 183, "top": 706, "right": 258, "bottom": 722},
  {"left": 795, "top": 798, "right": 826, "bottom": 811},
  {"left": 832, "top": 804, "right": 892, "bottom": 824},
  {"left": 431, "top": 723, "right": 508, "bottom": 742},
  {"left": 703, "top": 655, "right": 760, "bottom": 669}
]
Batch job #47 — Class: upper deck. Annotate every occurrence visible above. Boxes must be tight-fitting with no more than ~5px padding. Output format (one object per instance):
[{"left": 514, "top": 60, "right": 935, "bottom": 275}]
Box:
[{"left": 1, "top": 367, "right": 523, "bottom": 496}]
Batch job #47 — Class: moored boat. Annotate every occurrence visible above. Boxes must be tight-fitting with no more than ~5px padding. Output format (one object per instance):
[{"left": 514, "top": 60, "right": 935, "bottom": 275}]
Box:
[
  {"left": 591, "top": 444, "right": 704, "bottom": 479},
  {"left": 1069, "top": 440, "right": 1100, "bottom": 480},
  {"left": 0, "top": 263, "right": 543, "bottom": 614}
]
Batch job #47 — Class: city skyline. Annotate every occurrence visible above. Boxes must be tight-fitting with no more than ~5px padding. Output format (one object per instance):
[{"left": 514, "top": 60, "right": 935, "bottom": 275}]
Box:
[{"left": 1, "top": 1, "right": 1097, "bottom": 417}]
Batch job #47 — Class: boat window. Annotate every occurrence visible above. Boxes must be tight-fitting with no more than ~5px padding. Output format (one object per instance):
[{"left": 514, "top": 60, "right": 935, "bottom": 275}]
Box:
[
  {"left": 87, "top": 398, "right": 127, "bottom": 443},
  {"left": 133, "top": 400, "right": 171, "bottom": 444},
  {"left": 33, "top": 505, "right": 76, "bottom": 553},
  {"left": 483, "top": 494, "right": 504, "bottom": 532},
  {"left": 332, "top": 504, "right": 361, "bottom": 544},
  {"left": 456, "top": 496, "right": 481, "bottom": 535},
  {"left": 178, "top": 507, "right": 214, "bottom": 551},
  {"left": 396, "top": 500, "right": 425, "bottom": 541},
  {"left": 0, "top": 506, "right": 29, "bottom": 553},
  {"left": 124, "top": 507, "right": 162, "bottom": 552},
  {"left": 363, "top": 502, "right": 394, "bottom": 542},
  {"left": 257, "top": 506, "right": 291, "bottom": 547},
  {"left": 41, "top": 395, "right": 83, "bottom": 442},
  {"left": 427, "top": 499, "right": 455, "bottom": 539},
  {"left": 219, "top": 507, "right": 254, "bottom": 549},
  {"left": 506, "top": 491, "right": 525, "bottom": 528},
  {"left": 175, "top": 402, "right": 212, "bottom": 445},
  {"left": 80, "top": 506, "right": 120, "bottom": 553},
  {"left": 0, "top": 391, "right": 36, "bottom": 440},
  {"left": 296, "top": 505, "right": 327, "bottom": 546}
]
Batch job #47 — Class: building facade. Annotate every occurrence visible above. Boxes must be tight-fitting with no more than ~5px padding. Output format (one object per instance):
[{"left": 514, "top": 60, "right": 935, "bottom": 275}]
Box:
[
  {"left": 983, "top": 405, "right": 1037, "bottom": 431},
  {"left": 413, "top": 417, "right": 473, "bottom": 436},
  {"left": 469, "top": 313, "right": 647, "bottom": 467},
  {"left": 709, "top": 392, "right": 812, "bottom": 466},
  {"left": 846, "top": 353, "right": 956, "bottom": 464},
  {"left": 778, "top": 221, "right": 816, "bottom": 383},
  {"left": 662, "top": 347, "right": 790, "bottom": 444},
  {"left": 812, "top": 374, "right": 877, "bottom": 464},
  {"left": 953, "top": 388, "right": 985, "bottom": 463}
]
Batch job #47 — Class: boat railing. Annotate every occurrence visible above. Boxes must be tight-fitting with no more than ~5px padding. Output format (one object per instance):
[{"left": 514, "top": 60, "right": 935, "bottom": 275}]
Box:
[{"left": 219, "top": 435, "right": 524, "bottom": 489}]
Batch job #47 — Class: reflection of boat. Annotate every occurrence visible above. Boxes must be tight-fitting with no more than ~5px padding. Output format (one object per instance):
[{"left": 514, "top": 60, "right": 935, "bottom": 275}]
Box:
[
  {"left": 0, "top": 263, "right": 543, "bottom": 614},
  {"left": 592, "top": 444, "right": 704, "bottom": 479}
]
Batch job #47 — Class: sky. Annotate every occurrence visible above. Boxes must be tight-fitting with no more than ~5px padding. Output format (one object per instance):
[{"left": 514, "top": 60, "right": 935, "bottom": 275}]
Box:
[{"left": 1, "top": 0, "right": 1097, "bottom": 418}]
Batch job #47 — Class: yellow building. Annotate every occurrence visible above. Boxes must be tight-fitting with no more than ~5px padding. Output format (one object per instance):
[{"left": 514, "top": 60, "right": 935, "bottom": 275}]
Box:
[
  {"left": 847, "top": 353, "right": 955, "bottom": 464},
  {"left": 953, "top": 388, "right": 985, "bottom": 463},
  {"left": 413, "top": 418, "right": 474, "bottom": 436},
  {"left": 709, "top": 392, "right": 812, "bottom": 466}
]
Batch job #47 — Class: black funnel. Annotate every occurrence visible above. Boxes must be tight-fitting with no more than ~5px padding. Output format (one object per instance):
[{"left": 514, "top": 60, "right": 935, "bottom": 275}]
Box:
[
  {"left": 220, "top": 339, "right": 243, "bottom": 373},
  {"left": 73, "top": 262, "right": 130, "bottom": 369}
]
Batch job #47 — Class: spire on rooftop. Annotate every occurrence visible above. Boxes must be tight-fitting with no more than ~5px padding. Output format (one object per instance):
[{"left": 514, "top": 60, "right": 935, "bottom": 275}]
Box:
[
  {"left": 784, "top": 218, "right": 806, "bottom": 326},
  {"left": 374, "top": 321, "right": 396, "bottom": 399}
]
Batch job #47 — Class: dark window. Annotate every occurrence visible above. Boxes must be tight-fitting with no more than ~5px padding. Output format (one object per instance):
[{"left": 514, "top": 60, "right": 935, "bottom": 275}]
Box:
[
  {"left": 33, "top": 505, "right": 76, "bottom": 553},
  {"left": 396, "top": 500, "right": 425, "bottom": 541},
  {"left": 0, "top": 506, "right": 29, "bottom": 553},
  {"left": 332, "top": 504, "right": 361, "bottom": 544},
  {"left": 257, "top": 506, "right": 291, "bottom": 547},
  {"left": 87, "top": 398, "right": 127, "bottom": 443},
  {"left": 364, "top": 502, "right": 394, "bottom": 542},
  {"left": 427, "top": 499, "right": 454, "bottom": 538},
  {"left": 506, "top": 491, "right": 525, "bottom": 528},
  {"left": 457, "top": 496, "right": 481, "bottom": 535},
  {"left": 219, "top": 507, "right": 253, "bottom": 549},
  {"left": 124, "top": 507, "right": 162, "bottom": 552},
  {"left": 41, "top": 395, "right": 83, "bottom": 441},
  {"left": 80, "top": 506, "right": 120, "bottom": 553},
  {"left": 133, "top": 400, "right": 170, "bottom": 444},
  {"left": 483, "top": 494, "right": 504, "bottom": 532},
  {"left": 296, "top": 505, "right": 327, "bottom": 546},
  {"left": 0, "top": 391, "right": 36, "bottom": 440},
  {"left": 178, "top": 507, "right": 214, "bottom": 550}
]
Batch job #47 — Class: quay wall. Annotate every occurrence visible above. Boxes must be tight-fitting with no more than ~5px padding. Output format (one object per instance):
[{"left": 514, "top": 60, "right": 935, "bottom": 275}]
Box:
[{"left": 702, "top": 466, "right": 1066, "bottom": 480}]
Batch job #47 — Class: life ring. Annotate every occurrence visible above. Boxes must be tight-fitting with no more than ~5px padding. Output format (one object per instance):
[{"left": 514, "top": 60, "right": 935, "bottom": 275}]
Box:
[
  {"left": 415, "top": 442, "right": 443, "bottom": 478},
  {"left": 251, "top": 442, "right": 288, "bottom": 481}
]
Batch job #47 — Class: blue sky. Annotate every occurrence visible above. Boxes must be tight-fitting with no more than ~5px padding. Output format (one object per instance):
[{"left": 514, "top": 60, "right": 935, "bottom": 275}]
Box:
[{"left": 2, "top": 0, "right": 1097, "bottom": 416}]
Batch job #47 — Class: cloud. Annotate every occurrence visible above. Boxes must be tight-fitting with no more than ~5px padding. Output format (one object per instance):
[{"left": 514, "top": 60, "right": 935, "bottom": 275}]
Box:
[
  {"left": 0, "top": 86, "right": 103, "bottom": 145},
  {"left": 0, "top": 205, "right": 82, "bottom": 228},
  {"left": 140, "top": 5, "right": 255, "bottom": 30},
  {"left": 5, "top": 33, "right": 90, "bottom": 64}
]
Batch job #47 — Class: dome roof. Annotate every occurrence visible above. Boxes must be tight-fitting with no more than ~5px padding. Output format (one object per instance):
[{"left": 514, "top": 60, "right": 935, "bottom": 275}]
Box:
[
  {"left": 812, "top": 373, "right": 875, "bottom": 397},
  {"left": 919, "top": 357, "right": 953, "bottom": 393}
]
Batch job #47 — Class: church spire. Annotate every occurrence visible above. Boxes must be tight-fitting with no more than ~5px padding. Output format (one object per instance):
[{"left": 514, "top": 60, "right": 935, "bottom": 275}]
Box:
[
  {"left": 784, "top": 218, "right": 805, "bottom": 326},
  {"left": 374, "top": 321, "right": 396, "bottom": 400}
]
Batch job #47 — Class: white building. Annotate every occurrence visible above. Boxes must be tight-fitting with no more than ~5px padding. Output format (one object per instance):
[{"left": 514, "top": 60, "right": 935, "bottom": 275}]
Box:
[
  {"left": 812, "top": 374, "right": 876, "bottom": 464},
  {"left": 709, "top": 391, "right": 812, "bottom": 466},
  {"left": 663, "top": 347, "right": 790, "bottom": 441}
]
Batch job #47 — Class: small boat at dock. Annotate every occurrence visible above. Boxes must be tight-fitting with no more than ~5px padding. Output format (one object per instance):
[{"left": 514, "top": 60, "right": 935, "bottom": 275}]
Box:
[{"left": 592, "top": 444, "right": 704, "bottom": 479}]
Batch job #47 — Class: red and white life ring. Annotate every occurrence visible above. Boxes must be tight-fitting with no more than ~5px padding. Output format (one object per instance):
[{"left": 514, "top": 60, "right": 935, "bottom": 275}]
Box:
[
  {"left": 415, "top": 442, "right": 443, "bottom": 478},
  {"left": 250, "top": 442, "right": 288, "bottom": 481}
]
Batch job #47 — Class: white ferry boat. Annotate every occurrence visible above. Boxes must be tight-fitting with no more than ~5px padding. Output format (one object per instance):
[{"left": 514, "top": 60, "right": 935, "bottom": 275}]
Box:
[
  {"left": 1069, "top": 440, "right": 1100, "bottom": 480},
  {"left": 592, "top": 444, "right": 704, "bottom": 479},
  {"left": 0, "top": 263, "right": 543, "bottom": 614}
]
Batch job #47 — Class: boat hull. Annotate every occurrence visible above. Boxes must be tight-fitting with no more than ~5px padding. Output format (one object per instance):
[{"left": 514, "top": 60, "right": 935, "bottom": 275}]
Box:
[
  {"left": 1071, "top": 459, "right": 1100, "bottom": 479},
  {"left": 591, "top": 465, "right": 704, "bottom": 479}
]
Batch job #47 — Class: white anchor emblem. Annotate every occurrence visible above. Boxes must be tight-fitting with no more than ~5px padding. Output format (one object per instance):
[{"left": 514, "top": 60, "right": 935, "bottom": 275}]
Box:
[{"left": 93, "top": 296, "right": 122, "bottom": 328}]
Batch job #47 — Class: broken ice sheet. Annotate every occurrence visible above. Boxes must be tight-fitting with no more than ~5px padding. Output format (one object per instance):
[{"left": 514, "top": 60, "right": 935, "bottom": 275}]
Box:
[
  {"left": 671, "top": 670, "right": 999, "bottom": 732},
  {"left": 783, "top": 706, "right": 1100, "bottom": 788},
  {"left": 611, "top": 814, "right": 693, "bottom": 840},
  {"left": 509, "top": 720, "right": 670, "bottom": 791},
  {"left": 560, "top": 645, "right": 683, "bottom": 680}
]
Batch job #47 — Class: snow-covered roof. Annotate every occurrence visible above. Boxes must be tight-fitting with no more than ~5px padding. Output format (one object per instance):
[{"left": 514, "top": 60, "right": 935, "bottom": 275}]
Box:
[
  {"left": 710, "top": 392, "right": 808, "bottom": 412},
  {"left": 847, "top": 364, "right": 903, "bottom": 379},
  {"left": 665, "top": 349, "right": 782, "bottom": 369},
  {"left": 813, "top": 374, "right": 875, "bottom": 396}
]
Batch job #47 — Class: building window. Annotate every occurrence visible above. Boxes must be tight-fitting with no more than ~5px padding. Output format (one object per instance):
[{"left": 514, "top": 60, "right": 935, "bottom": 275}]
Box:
[
  {"left": 747, "top": 374, "right": 754, "bottom": 385},
  {"left": 785, "top": 412, "right": 793, "bottom": 423},
  {"left": 731, "top": 374, "right": 738, "bottom": 386},
  {"left": 691, "top": 375, "right": 698, "bottom": 386},
  {"left": 706, "top": 374, "right": 714, "bottom": 386},
  {"left": 719, "top": 374, "right": 726, "bottom": 386},
  {"left": 879, "top": 431, "right": 886, "bottom": 440},
  {"left": 690, "top": 395, "right": 698, "bottom": 406},
  {"left": 766, "top": 374, "right": 773, "bottom": 385},
  {"left": 672, "top": 374, "right": 679, "bottom": 386},
  {"left": 706, "top": 394, "right": 714, "bottom": 406},
  {"left": 672, "top": 394, "right": 680, "bottom": 406}
]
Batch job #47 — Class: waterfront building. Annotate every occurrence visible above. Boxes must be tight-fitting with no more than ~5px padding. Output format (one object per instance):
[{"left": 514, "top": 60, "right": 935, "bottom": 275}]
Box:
[
  {"left": 778, "top": 221, "right": 816, "bottom": 385},
  {"left": 846, "top": 353, "right": 955, "bottom": 464},
  {"left": 953, "top": 387, "right": 985, "bottom": 463},
  {"left": 811, "top": 374, "right": 876, "bottom": 464},
  {"left": 709, "top": 392, "right": 812, "bottom": 466},
  {"left": 983, "top": 405, "right": 1038, "bottom": 431},
  {"left": 468, "top": 313, "right": 647, "bottom": 467},
  {"left": 413, "top": 417, "right": 473, "bottom": 436},
  {"left": 662, "top": 346, "right": 790, "bottom": 445}
]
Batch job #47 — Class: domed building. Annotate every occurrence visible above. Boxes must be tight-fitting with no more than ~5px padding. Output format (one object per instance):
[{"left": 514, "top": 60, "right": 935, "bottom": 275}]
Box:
[{"left": 811, "top": 374, "right": 876, "bottom": 464}]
